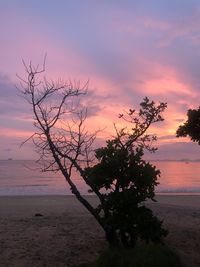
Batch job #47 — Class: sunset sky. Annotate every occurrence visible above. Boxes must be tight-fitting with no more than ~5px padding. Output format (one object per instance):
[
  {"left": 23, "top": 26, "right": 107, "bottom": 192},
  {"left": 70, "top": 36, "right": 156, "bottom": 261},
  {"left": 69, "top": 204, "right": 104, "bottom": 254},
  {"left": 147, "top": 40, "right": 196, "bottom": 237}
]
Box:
[{"left": 1, "top": 0, "right": 200, "bottom": 160}]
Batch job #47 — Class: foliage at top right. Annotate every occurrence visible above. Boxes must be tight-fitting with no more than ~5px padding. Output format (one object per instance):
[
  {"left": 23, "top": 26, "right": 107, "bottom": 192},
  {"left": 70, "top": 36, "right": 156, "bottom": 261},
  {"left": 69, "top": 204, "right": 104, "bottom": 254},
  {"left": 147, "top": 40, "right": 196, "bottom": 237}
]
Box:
[{"left": 177, "top": 108, "right": 200, "bottom": 144}]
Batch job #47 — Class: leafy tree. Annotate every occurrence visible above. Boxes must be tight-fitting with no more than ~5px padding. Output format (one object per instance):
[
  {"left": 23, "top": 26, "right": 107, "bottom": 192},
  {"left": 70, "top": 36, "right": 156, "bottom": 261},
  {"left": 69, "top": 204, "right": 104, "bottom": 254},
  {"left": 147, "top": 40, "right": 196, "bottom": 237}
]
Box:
[
  {"left": 85, "top": 98, "right": 168, "bottom": 247},
  {"left": 19, "top": 61, "right": 167, "bottom": 248},
  {"left": 176, "top": 108, "right": 200, "bottom": 144}
]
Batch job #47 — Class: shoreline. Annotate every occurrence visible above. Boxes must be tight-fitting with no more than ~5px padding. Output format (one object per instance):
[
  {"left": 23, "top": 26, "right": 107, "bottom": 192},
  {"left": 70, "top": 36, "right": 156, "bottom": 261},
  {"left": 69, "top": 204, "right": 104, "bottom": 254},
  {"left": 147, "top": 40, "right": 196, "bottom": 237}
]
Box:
[
  {"left": 0, "top": 195, "right": 200, "bottom": 266},
  {"left": 0, "top": 193, "right": 200, "bottom": 207}
]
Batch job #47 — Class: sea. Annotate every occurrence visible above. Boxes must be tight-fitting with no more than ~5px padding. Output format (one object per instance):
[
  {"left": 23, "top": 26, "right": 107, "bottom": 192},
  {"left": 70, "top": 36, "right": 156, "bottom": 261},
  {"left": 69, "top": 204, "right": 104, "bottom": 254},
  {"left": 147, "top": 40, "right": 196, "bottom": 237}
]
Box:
[{"left": 0, "top": 160, "right": 200, "bottom": 196}]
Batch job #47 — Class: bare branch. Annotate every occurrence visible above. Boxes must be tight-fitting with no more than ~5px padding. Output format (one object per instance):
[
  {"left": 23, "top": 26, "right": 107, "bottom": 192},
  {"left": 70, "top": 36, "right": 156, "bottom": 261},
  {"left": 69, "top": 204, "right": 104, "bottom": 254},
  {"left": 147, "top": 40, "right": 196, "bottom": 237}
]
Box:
[{"left": 19, "top": 60, "right": 106, "bottom": 231}]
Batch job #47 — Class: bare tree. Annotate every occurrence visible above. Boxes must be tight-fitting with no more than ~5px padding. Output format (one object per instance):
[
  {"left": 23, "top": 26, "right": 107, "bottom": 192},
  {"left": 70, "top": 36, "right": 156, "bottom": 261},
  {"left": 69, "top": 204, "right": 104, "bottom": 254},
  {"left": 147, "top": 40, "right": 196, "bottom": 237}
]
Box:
[{"left": 19, "top": 61, "right": 105, "bottom": 230}]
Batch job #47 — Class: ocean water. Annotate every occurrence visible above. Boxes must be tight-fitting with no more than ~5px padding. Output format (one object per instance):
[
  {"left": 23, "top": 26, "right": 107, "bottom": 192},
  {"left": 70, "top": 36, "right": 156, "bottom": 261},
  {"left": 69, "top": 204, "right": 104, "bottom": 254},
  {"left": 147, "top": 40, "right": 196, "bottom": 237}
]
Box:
[{"left": 0, "top": 160, "right": 200, "bottom": 196}]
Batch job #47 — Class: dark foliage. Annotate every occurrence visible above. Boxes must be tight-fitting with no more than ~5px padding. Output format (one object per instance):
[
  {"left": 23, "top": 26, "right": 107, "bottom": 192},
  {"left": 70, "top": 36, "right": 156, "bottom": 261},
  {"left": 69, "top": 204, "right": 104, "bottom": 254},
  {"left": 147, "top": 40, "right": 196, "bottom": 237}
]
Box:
[
  {"left": 82, "top": 244, "right": 183, "bottom": 267},
  {"left": 177, "top": 108, "right": 200, "bottom": 144},
  {"left": 85, "top": 98, "right": 168, "bottom": 247}
]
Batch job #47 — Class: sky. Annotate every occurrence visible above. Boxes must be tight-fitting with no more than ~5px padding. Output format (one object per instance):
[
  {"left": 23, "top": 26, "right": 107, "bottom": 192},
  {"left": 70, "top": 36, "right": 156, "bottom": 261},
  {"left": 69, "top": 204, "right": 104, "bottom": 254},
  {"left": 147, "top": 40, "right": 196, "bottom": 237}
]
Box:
[{"left": 1, "top": 0, "right": 200, "bottom": 160}]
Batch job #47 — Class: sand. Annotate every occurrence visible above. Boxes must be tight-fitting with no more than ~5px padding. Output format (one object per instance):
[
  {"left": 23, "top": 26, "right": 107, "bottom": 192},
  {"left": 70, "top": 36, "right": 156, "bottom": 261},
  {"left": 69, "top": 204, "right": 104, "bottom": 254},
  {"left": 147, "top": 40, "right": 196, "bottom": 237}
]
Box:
[{"left": 0, "top": 195, "right": 200, "bottom": 267}]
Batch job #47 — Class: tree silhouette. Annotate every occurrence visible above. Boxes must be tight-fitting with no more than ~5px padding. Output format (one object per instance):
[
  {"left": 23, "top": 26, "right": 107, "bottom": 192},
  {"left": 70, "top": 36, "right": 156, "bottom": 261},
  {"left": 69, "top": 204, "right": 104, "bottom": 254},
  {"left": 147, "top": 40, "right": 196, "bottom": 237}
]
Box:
[
  {"left": 177, "top": 108, "right": 200, "bottom": 144},
  {"left": 85, "top": 97, "right": 168, "bottom": 247},
  {"left": 19, "top": 61, "right": 167, "bottom": 248}
]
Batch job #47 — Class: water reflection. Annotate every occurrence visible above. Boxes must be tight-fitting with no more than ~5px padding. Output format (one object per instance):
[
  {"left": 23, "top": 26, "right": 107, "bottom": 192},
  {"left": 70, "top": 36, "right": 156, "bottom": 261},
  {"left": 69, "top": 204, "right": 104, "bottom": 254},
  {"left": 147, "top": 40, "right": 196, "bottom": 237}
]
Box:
[{"left": 0, "top": 160, "right": 200, "bottom": 195}]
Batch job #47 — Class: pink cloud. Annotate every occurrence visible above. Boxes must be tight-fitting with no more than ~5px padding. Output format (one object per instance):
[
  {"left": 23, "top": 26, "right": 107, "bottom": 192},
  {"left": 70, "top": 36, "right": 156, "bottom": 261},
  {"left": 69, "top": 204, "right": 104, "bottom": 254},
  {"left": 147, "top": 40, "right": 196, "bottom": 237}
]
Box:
[
  {"left": 138, "top": 63, "right": 197, "bottom": 97},
  {"left": 143, "top": 18, "right": 170, "bottom": 30},
  {"left": 156, "top": 10, "right": 200, "bottom": 47},
  {"left": 0, "top": 128, "right": 32, "bottom": 138}
]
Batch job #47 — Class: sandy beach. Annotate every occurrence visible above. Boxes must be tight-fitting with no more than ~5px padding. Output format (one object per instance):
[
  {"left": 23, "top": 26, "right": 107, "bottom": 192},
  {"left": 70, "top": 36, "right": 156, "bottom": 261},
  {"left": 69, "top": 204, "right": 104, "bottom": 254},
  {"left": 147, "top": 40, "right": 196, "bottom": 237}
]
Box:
[{"left": 0, "top": 195, "right": 200, "bottom": 267}]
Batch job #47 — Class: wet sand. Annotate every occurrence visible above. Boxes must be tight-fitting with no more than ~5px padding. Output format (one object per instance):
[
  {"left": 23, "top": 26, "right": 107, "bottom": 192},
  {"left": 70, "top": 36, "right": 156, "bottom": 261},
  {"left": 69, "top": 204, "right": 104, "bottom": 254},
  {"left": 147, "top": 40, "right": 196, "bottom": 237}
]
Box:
[{"left": 0, "top": 195, "right": 199, "bottom": 267}]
